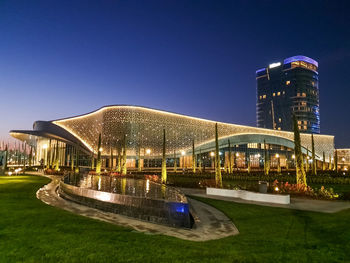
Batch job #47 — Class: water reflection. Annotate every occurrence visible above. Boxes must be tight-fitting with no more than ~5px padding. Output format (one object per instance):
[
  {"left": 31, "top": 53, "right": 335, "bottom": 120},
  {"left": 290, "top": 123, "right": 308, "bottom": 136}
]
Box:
[{"left": 64, "top": 174, "right": 184, "bottom": 202}]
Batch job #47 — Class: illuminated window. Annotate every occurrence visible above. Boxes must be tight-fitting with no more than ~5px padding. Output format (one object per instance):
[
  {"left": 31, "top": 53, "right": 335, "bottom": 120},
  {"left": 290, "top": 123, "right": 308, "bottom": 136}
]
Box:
[
  {"left": 286, "top": 80, "right": 290, "bottom": 85},
  {"left": 277, "top": 92, "right": 281, "bottom": 96},
  {"left": 298, "top": 125, "right": 301, "bottom": 130},
  {"left": 304, "top": 120, "right": 307, "bottom": 124},
  {"left": 302, "top": 93, "right": 306, "bottom": 97},
  {"left": 298, "top": 121, "right": 302, "bottom": 124},
  {"left": 301, "top": 101, "right": 307, "bottom": 106},
  {"left": 304, "top": 126, "right": 307, "bottom": 130},
  {"left": 279, "top": 118, "right": 282, "bottom": 123},
  {"left": 278, "top": 127, "right": 281, "bottom": 130},
  {"left": 273, "top": 93, "right": 276, "bottom": 96},
  {"left": 263, "top": 95, "right": 266, "bottom": 99},
  {"left": 297, "top": 92, "right": 300, "bottom": 97},
  {"left": 282, "top": 91, "right": 285, "bottom": 95},
  {"left": 259, "top": 96, "right": 262, "bottom": 99}
]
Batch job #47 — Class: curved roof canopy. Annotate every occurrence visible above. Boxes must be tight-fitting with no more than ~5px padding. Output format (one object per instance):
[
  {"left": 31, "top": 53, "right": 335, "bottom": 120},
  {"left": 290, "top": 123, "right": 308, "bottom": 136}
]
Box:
[{"left": 10, "top": 105, "right": 334, "bottom": 158}]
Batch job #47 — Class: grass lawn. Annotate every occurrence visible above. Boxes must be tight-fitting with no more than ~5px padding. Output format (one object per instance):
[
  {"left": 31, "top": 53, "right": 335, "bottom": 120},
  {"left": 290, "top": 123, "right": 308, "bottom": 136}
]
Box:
[{"left": 0, "top": 175, "right": 350, "bottom": 263}]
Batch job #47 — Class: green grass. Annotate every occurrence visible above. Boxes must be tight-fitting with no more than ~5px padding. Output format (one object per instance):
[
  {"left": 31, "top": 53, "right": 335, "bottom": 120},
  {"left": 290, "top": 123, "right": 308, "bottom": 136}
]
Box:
[{"left": 0, "top": 175, "right": 350, "bottom": 263}]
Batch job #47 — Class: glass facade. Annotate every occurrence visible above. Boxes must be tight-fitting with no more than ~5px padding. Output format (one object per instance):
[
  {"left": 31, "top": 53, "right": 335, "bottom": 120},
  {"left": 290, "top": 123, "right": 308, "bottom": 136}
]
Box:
[{"left": 256, "top": 55, "right": 320, "bottom": 134}]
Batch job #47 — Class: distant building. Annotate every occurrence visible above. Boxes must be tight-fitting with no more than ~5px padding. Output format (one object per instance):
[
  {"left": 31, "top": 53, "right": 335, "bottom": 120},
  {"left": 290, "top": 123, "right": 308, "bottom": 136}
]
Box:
[
  {"left": 335, "top": 149, "right": 350, "bottom": 171},
  {"left": 256, "top": 55, "right": 320, "bottom": 134}
]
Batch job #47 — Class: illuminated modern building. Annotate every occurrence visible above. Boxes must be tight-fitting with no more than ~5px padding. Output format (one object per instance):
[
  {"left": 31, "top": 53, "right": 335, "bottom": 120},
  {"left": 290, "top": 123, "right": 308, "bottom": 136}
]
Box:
[
  {"left": 10, "top": 105, "right": 333, "bottom": 170},
  {"left": 335, "top": 149, "right": 350, "bottom": 171},
  {"left": 256, "top": 55, "right": 320, "bottom": 134}
]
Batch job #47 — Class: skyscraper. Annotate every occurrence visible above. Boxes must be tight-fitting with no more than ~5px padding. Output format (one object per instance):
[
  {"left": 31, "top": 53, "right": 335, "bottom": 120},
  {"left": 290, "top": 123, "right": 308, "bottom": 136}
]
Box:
[{"left": 256, "top": 55, "right": 320, "bottom": 134}]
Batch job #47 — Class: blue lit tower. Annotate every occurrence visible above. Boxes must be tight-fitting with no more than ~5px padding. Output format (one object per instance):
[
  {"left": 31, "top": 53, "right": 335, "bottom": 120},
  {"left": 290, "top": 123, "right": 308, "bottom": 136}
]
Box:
[{"left": 256, "top": 55, "right": 320, "bottom": 134}]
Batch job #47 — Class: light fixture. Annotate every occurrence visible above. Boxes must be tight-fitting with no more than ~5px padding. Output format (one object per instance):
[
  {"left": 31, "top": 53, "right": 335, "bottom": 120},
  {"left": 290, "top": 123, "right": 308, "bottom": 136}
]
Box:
[
  {"left": 181, "top": 151, "right": 186, "bottom": 156},
  {"left": 146, "top": 149, "right": 151, "bottom": 154},
  {"left": 210, "top": 152, "right": 214, "bottom": 157},
  {"left": 269, "top": 62, "right": 281, "bottom": 69}
]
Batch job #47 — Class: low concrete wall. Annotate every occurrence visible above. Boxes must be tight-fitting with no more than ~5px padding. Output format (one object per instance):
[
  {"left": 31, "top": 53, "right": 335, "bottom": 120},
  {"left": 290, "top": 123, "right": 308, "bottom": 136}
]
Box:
[
  {"left": 59, "top": 180, "right": 192, "bottom": 228},
  {"left": 206, "top": 187, "right": 290, "bottom": 204}
]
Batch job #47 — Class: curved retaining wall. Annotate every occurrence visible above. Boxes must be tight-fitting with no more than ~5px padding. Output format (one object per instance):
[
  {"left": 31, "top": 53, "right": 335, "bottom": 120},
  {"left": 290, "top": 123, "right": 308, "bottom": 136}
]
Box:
[
  {"left": 59, "top": 180, "right": 192, "bottom": 228},
  {"left": 207, "top": 187, "right": 290, "bottom": 204}
]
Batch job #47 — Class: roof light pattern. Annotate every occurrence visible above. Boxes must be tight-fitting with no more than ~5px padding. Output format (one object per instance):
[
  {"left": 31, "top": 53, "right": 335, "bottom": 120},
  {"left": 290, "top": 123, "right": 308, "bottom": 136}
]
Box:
[{"left": 52, "top": 106, "right": 334, "bottom": 158}]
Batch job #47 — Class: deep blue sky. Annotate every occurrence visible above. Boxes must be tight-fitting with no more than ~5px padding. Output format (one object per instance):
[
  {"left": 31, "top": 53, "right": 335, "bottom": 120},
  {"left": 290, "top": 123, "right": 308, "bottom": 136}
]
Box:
[{"left": 1, "top": 0, "right": 349, "bottom": 147}]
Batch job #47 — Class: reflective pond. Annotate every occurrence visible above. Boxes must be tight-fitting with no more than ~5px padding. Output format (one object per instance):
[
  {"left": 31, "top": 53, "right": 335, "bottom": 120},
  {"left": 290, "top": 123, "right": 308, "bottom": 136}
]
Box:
[{"left": 64, "top": 174, "right": 186, "bottom": 202}]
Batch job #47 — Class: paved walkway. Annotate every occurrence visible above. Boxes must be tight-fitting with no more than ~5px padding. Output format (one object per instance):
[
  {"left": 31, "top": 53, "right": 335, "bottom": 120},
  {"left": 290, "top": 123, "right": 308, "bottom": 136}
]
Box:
[
  {"left": 33, "top": 173, "right": 238, "bottom": 241},
  {"left": 180, "top": 188, "right": 350, "bottom": 213}
]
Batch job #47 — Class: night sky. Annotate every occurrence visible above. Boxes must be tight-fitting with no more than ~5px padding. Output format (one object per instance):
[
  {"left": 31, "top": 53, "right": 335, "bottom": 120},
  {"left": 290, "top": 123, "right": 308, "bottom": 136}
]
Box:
[{"left": 1, "top": 1, "right": 349, "bottom": 147}]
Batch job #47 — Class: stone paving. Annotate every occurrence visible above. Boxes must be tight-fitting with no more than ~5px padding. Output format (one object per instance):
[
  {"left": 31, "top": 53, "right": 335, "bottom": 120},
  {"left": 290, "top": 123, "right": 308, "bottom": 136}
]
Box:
[
  {"left": 180, "top": 188, "right": 350, "bottom": 213},
  {"left": 34, "top": 174, "right": 239, "bottom": 241}
]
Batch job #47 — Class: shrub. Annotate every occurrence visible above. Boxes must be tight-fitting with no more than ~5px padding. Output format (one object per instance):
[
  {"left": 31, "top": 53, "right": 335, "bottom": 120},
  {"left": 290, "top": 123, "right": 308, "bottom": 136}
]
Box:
[{"left": 272, "top": 180, "right": 339, "bottom": 200}]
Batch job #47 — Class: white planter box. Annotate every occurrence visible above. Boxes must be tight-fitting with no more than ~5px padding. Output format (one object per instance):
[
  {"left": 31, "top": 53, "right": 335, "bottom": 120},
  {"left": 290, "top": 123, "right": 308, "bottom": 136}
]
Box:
[{"left": 206, "top": 187, "right": 290, "bottom": 205}]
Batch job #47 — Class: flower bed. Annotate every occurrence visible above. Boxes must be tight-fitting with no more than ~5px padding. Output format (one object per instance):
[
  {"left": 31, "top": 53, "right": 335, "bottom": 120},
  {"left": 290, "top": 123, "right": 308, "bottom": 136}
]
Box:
[{"left": 272, "top": 180, "right": 339, "bottom": 200}]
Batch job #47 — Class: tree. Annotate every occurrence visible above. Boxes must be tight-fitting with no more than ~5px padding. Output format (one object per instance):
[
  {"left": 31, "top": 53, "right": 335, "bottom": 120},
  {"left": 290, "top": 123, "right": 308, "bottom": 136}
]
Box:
[
  {"left": 91, "top": 153, "right": 95, "bottom": 170},
  {"left": 137, "top": 146, "right": 142, "bottom": 172},
  {"left": 192, "top": 139, "right": 196, "bottom": 173},
  {"left": 122, "top": 135, "right": 127, "bottom": 175},
  {"left": 28, "top": 146, "right": 33, "bottom": 167},
  {"left": 293, "top": 114, "right": 307, "bottom": 185},
  {"left": 247, "top": 155, "right": 251, "bottom": 174},
  {"left": 329, "top": 154, "right": 332, "bottom": 170},
  {"left": 96, "top": 133, "right": 102, "bottom": 174},
  {"left": 46, "top": 140, "right": 51, "bottom": 170},
  {"left": 322, "top": 152, "right": 326, "bottom": 171},
  {"left": 75, "top": 147, "right": 80, "bottom": 174},
  {"left": 110, "top": 142, "right": 114, "bottom": 172},
  {"left": 334, "top": 150, "right": 338, "bottom": 172},
  {"left": 161, "top": 129, "right": 167, "bottom": 184},
  {"left": 228, "top": 140, "right": 232, "bottom": 174},
  {"left": 276, "top": 155, "right": 281, "bottom": 174},
  {"left": 117, "top": 146, "right": 121, "bottom": 173},
  {"left": 70, "top": 147, "right": 75, "bottom": 171},
  {"left": 48, "top": 139, "right": 52, "bottom": 168},
  {"left": 305, "top": 147, "right": 309, "bottom": 173},
  {"left": 173, "top": 149, "right": 177, "bottom": 173},
  {"left": 214, "top": 123, "right": 222, "bottom": 188},
  {"left": 264, "top": 140, "right": 270, "bottom": 176},
  {"left": 4, "top": 145, "right": 8, "bottom": 172},
  {"left": 54, "top": 141, "right": 60, "bottom": 171},
  {"left": 198, "top": 149, "right": 202, "bottom": 173},
  {"left": 233, "top": 147, "right": 237, "bottom": 172},
  {"left": 311, "top": 134, "right": 317, "bottom": 176}
]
